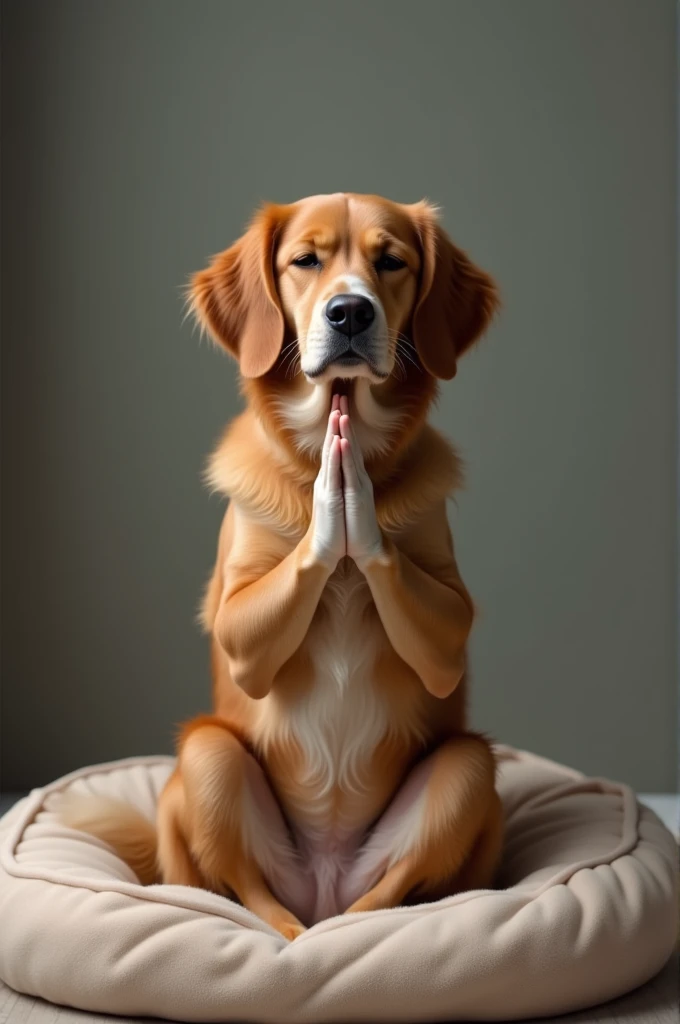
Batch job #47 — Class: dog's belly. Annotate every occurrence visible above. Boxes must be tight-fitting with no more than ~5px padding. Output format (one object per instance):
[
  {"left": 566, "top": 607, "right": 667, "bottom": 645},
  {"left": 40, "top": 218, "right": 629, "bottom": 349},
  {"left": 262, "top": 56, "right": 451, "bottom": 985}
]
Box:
[
  {"left": 286, "top": 823, "right": 367, "bottom": 923},
  {"left": 254, "top": 560, "right": 411, "bottom": 924},
  {"left": 261, "top": 754, "right": 434, "bottom": 927}
]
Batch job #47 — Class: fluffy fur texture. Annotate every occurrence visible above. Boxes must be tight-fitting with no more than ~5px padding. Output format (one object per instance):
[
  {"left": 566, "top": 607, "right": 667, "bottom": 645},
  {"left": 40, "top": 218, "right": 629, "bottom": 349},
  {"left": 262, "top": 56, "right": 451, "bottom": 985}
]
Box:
[{"left": 62, "top": 192, "right": 504, "bottom": 941}]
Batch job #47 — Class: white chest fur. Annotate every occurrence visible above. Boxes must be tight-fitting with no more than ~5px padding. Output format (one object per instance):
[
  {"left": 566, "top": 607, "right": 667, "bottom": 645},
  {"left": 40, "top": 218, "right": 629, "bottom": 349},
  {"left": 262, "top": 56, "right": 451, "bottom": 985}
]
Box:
[
  {"left": 303, "top": 562, "right": 388, "bottom": 794},
  {"left": 261, "top": 560, "right": 390, "bottom": 829}
]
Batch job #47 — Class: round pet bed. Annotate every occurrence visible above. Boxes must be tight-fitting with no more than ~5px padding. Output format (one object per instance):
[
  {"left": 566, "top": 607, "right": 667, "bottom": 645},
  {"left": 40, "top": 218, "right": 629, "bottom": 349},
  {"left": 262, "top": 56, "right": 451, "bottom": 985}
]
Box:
[{"left": 0, "top": 746, "right": 676, "bottom": 1023}]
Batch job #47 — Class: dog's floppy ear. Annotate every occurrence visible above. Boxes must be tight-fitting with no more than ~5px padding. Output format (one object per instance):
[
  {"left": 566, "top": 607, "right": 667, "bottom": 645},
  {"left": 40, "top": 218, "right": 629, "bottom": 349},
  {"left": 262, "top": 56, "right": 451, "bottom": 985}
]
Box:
[
  {"left": 409, "top": 202, "right": 499, "bottom": 380},
  {"left": 190, "top": 204, "right": 290, "bottom": 379}
]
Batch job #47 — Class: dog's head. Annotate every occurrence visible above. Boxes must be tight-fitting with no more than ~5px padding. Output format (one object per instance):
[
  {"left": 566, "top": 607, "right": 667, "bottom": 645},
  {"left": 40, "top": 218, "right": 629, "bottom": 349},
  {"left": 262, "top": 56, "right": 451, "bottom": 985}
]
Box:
[{"left": 190, "top": 193, "right": 498, "bottom": 384}]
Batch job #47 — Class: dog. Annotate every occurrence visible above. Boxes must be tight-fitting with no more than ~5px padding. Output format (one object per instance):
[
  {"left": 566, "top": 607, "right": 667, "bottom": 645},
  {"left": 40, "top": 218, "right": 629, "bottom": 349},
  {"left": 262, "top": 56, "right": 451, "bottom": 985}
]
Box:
[{"left": 63, "top": 192, "right": 504, "bottom": 941}]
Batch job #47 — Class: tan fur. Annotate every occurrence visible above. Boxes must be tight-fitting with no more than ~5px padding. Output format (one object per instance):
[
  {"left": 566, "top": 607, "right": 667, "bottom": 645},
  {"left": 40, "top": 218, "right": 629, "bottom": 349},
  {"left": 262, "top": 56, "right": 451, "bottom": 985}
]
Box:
[
  {"left": 63, "top": 193, "right": 503, "bottom": 940},
  {"left": 60, "top": 794, "right": 158, "bottom": 886}
]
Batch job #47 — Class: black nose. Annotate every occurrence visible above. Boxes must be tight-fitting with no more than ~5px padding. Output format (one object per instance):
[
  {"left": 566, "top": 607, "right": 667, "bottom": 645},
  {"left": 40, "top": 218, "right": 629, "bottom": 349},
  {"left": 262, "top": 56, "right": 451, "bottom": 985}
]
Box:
[{"left": 325, "top": 294, "right": 375, "bottom": 337}]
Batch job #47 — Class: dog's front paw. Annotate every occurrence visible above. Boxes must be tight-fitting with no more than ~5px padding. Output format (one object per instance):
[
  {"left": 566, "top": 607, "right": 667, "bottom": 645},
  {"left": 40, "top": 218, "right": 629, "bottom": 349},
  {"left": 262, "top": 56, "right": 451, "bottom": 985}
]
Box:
[
  {"left": 338, "top": 402, "right": 384, "bottom": 571},
  {"left": 307, "top": 397, "right": 347, "bottom": 570}
]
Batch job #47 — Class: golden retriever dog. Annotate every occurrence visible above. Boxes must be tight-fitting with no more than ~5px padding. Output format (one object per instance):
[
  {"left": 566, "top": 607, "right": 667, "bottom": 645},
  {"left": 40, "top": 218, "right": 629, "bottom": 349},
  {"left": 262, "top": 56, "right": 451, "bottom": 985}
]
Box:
[{"left": 64, "top": 192, "right": 504, "bottom": 941}]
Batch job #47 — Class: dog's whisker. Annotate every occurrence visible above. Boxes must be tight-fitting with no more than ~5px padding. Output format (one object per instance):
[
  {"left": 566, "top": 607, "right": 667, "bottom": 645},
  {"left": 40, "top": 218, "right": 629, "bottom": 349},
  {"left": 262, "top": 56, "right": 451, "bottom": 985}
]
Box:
[
  {"left": 279, "top": 339, "right": 303, "bottom": 379},
  {"left": 394, "top": 335, "right": 422, "bottom": 372},
  {"left": 282, "top": 353, "right": 299, "bottom": 377},
  {"left": 390, "top": 347, "right": 407, "bottom": 382},
  {"left": 286, "top": 354, "right": 302, "bottom": 380},
  {"left": 279, "top": 350, "right": 297, "bottom": 371},
  {"left": 398, "top": 349, "right": 420, "bottom": 371},
  {"left": 280, "top": 338, "right": 299, "bottom": 357},
  {"left": 392, "top": 359, "right": 405, "bottom": 382},
  {"left": 388, "top": 330, "right": 417, "bottom": 352},
  {"left": 280, "top": 352, "right": 298, "bottom": 378}
]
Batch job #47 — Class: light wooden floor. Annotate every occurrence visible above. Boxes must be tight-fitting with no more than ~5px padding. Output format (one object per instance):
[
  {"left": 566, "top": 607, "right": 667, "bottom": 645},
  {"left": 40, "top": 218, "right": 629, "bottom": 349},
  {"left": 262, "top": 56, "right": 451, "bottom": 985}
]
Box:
[{"left": 1, "top": 793, "right": 677, "bottom": 1024}]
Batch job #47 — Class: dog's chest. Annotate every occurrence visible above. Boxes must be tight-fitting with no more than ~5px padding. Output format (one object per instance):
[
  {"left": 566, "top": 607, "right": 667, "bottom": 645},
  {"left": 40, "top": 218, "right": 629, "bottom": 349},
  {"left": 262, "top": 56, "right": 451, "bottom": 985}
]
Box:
[{"left": 285, "top": 559, "right": 389, "bottom": 814}]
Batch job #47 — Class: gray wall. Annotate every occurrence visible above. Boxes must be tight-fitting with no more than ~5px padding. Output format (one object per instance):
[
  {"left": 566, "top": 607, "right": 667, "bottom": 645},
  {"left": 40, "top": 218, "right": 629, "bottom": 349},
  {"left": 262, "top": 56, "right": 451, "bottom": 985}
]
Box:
[{"left": 2, "top": 0, "right": 677, "bottom": 793}]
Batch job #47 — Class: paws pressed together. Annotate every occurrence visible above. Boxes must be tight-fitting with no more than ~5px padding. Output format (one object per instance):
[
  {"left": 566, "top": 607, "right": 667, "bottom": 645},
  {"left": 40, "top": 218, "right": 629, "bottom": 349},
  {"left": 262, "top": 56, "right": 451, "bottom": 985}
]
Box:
[
  {"left": 62, "top": 192, "right": 503, "bottom": 940},
  {"left": 308, "top": 391, "right": 385, "bottom": 573}
]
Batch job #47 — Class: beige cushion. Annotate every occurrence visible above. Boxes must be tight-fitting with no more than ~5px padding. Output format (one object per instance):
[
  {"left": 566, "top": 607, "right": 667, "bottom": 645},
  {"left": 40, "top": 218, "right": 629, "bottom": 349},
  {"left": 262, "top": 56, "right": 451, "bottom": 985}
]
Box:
[{"left": 0, "top": 746, "right": 676, "bottom": 1022}]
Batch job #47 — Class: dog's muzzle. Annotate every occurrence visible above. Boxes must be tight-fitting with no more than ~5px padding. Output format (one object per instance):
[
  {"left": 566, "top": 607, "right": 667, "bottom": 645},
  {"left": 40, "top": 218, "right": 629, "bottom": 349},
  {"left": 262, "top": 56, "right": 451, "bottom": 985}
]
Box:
[
  {"left": 316, "top": 292, "right": 382, "bottom": 375},
  {"left": 325, "top": 294, "right": 375, "bottom": 338},
  {"left": 303, "top": 290, "right": 389, "bottom": 381}
]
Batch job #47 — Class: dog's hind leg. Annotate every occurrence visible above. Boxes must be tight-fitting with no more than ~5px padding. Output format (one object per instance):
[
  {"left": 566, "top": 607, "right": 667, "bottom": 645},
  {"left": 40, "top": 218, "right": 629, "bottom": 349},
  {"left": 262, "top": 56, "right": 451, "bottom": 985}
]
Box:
[
  {"left": 339, "top": 732, "right": 503, "bottom": 914},
  {"left": 157, "top": 770, "right": 205, "bottom": 889},
  {"left": 157, "top": 716, "right": 311, "bottom": 941}
]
